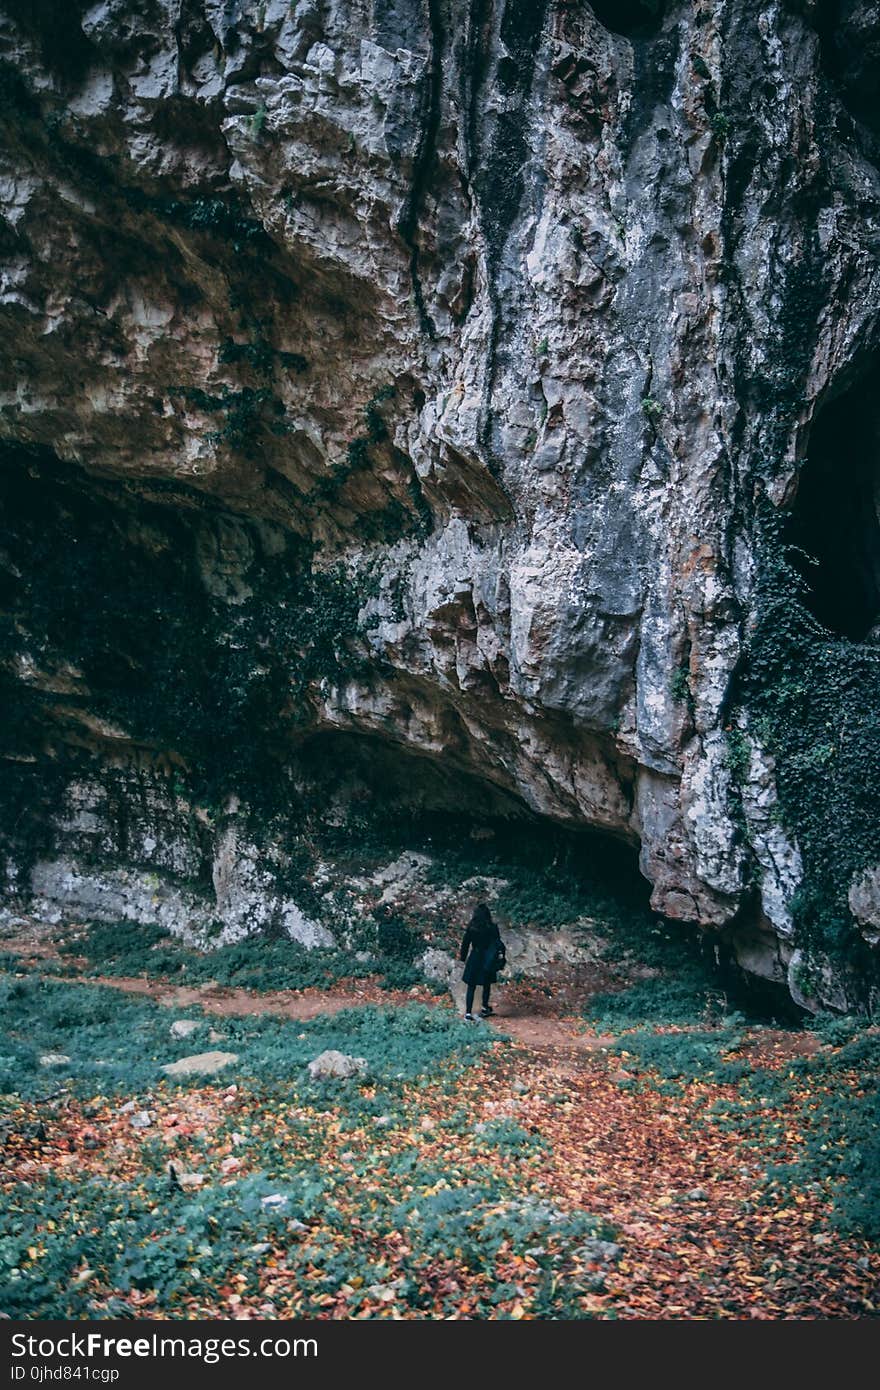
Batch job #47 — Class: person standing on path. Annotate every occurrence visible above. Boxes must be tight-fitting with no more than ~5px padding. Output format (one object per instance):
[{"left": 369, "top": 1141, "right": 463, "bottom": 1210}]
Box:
[{"left": 460, "top": 902, "right": 506, "bottom": 1021}]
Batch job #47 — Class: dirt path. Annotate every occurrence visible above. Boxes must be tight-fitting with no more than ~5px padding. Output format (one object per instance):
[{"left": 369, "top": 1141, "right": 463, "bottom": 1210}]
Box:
[
  {"left": 2, "top": 910, "right": 820, "bottom": 1061},
  {"left": 34, "top": 968, "right": 617, "bottom": 1052},
  {"left": 44, "top": 972, "right": 430, "bottom": 1020},
  {"left": 34, "top": 966, "right": 822, "bottom": 1066}
]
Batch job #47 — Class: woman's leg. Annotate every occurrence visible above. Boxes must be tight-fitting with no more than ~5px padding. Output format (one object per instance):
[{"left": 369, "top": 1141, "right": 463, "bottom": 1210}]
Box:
[
  {"left": 481, "top": 984, "right": 492, "bottom": 1011},
  {"left": 465, "top": 984, "right": 476, "bottom": 1015}
]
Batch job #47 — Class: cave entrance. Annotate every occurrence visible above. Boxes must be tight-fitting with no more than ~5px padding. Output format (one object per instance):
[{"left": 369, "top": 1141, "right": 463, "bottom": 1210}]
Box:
[
  {"left": 588, "top": 0, "right": 666, "bottom": 39},
  {"left": 295, "top": 728, "right": 652, "bottom": 909},
  {"left": 786, "top": 356, "right": 880, "bottom": 641}
]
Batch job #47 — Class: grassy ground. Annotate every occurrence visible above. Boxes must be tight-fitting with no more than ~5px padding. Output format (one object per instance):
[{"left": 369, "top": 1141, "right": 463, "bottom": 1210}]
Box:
[
  {"left": 52, "top": 921, "right": 417, "bottom": 992},
  {"left": 2, "top": 942, "right": 879, "bottom": 1319},
  {"left": 0, "top": 973, "right": 611, "bottom": 1319}
]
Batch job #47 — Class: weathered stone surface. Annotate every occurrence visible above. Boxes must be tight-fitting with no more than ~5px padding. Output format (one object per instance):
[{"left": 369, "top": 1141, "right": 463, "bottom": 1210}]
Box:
[
  {"left": 169, "top": 1019, "right": 200, "bottom": 1040},
  {"left": 307, "top": 1049, "right": 368, "bottom": 1080},
  {"left": 503, "top": 926, "right": 602, "bottom": 974},
  {"left": 849, "top": 866, "right": 880, "bottom": 948},
  {"left": 26, "top": 805, "right": 335, "bottom": 949},
  {"left": 0, "top": 1, "right": 879, "bottom": 1006},
  {"left": 418, "top": 947, "right": 457, "bottom": 986},
  {"left": 161, "top": 1051, "right": 238, "bottom": 1077},
  {"left": 787, "top": 950, "right": 861, "bottom": 1017}
]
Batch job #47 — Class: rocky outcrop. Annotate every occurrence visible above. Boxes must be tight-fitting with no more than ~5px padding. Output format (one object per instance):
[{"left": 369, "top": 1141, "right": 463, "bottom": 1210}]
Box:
[
  {"left": 849, "top": 866, "right": 880, "bottom": 949},
  {"left": 1, "top": 1, "right": 880, "bottom": 1008}
]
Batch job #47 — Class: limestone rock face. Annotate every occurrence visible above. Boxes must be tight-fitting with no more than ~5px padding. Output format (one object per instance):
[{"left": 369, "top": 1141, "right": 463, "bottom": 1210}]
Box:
[
  {"left": 849, "top": 867, "right": 880, "bottom": 948},
  {"left": 1, "top": 1, "right": 880, "bottom": 1004}
]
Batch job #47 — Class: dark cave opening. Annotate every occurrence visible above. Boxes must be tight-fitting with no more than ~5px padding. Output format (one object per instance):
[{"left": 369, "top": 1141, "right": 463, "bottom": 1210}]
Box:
[
  {"left": 296, "top": 727, "right": 649, "bottom": 892},
  {"left": 588, "top": 0, "right": 666, "bottom": 40},
  {"left": 786, "top": 358, "right": 880, "bottom": 641},
  {"left": 810, "top": 0, "right": 880, "bottom": 136}
]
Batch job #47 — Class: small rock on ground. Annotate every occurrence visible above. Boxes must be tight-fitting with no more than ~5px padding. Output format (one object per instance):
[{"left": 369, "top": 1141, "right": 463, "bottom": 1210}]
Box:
[
  {"left": 169, "top": 1019, "right": 200, "bottom": 1040},
  {"left": 167, "top": 1164, "right": 205, "bottom": 1190},
  {"left": 161, "top": 1050, "right": 238, "bottom": 1078},
  {"left": 575, "top": 1237, "right": 622, "bottom": 1264},
  {"left": 307, "top": 1049, "right": 367, "bottom": 1080}
]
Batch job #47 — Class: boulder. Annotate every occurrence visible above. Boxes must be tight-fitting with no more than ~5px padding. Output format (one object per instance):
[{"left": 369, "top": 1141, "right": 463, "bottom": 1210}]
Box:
[{"left": 418, "top": 947, "right": 456, "bottom": 986}]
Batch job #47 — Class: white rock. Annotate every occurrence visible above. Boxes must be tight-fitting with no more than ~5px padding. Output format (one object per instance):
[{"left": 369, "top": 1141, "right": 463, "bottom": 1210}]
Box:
[
  {"left": 161, "top": 1051, "right": 239, "bottom": 1078},
  {"left": 169, "top": 1019, "right": 200, "bottom": 1040},
  {"left": 307, "top": 1049, "right": 368, "bottom": 1080},
  {"left": 848, "top": 865, "right": 880, "bottom": 948}
]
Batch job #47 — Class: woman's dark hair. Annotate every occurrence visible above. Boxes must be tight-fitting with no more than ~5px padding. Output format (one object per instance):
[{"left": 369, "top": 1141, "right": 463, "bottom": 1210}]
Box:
[{"left": 469, "top": 902, "right": 494, "bottom": 932}]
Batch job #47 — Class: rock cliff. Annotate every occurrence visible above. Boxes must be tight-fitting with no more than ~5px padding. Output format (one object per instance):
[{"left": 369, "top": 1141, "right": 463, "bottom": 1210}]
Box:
[{"left": 2, "top": 0, "right": 879, "bottom": 1010}]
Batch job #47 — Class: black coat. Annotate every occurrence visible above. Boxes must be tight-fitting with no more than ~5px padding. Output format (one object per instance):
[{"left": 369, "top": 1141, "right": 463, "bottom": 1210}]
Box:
[{"left": 460, "top": 923, "right": 505, "bottom": 986}]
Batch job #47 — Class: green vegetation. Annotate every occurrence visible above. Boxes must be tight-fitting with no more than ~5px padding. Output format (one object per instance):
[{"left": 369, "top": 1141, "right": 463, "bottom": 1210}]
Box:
[
  {"left": 57, "top": 923, "right": 367, "bottom": 992},
  {"left": 709, "top": 111, "right": 732, "bottom": 142},
  {"left": 724, "top": 727, "right": 751, "bottom": 786},
  {"left": 309, "top": 384, "right": 433, "bottom": 543},
  {"left": 0, "top": 974, "right": 611, "bottom": 1319},
  {"left": 612, "top": 1024, "right": 750, "bottom": 1089},
  {"left": 59, "top": 911, "right": 433, "bottom": 997},
  {"left": 670, "top": 665, "right": 690, "bottom": 704},
  {"left": 363, "top": 384, "right": 396, "bottom": 444},
  {"left": 315, "top": 386, "right": 397, "bottom": 499},
  {"left": 372, "top": 908, "right": 424, "bottom": 990},
  {"left": 415, "top": 820, "right": 649, "bottom": 930},
  {"left": 585, "top": 916, "right": 733, "bottom": 1029},
  {"left": 249, "top": 103, "right": 268, "bottom": 140},
  {"left": 0, "top": 453, "right": 379, "bottom": 813},
  {"left": 580, "top": 925, "right": 880, "bottom": 1248},
  {"left": 739, "top": 508, "right": 880, "bottom": 998},
  {"left": 143, "top": 193, "right": 271, "bottom": 256},
  {"left": 0, "top": 976, "right": 479, "bottom": 1102},
  {"left": 170, "top": 384, "right": 290, "bottom": 450}
]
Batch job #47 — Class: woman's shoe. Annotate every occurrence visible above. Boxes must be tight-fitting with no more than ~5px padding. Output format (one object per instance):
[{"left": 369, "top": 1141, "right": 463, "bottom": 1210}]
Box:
[
  {"left": 480, "top": 1007, "right": 494, "bottom": 1017},
  {"left": 464, "top": 1012, "right": 475, "bottom": 1021}
]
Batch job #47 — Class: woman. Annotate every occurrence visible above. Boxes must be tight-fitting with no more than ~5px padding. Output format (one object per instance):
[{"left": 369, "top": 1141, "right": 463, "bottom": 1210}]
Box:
[{"left": 460, "top": 902, "right": 505, "bottom": 1021}]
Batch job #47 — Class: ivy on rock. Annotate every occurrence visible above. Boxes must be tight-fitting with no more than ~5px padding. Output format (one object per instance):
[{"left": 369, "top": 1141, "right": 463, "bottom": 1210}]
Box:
[{"left": 738, "top": 505, "right": 880, "bottom": 1001}]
